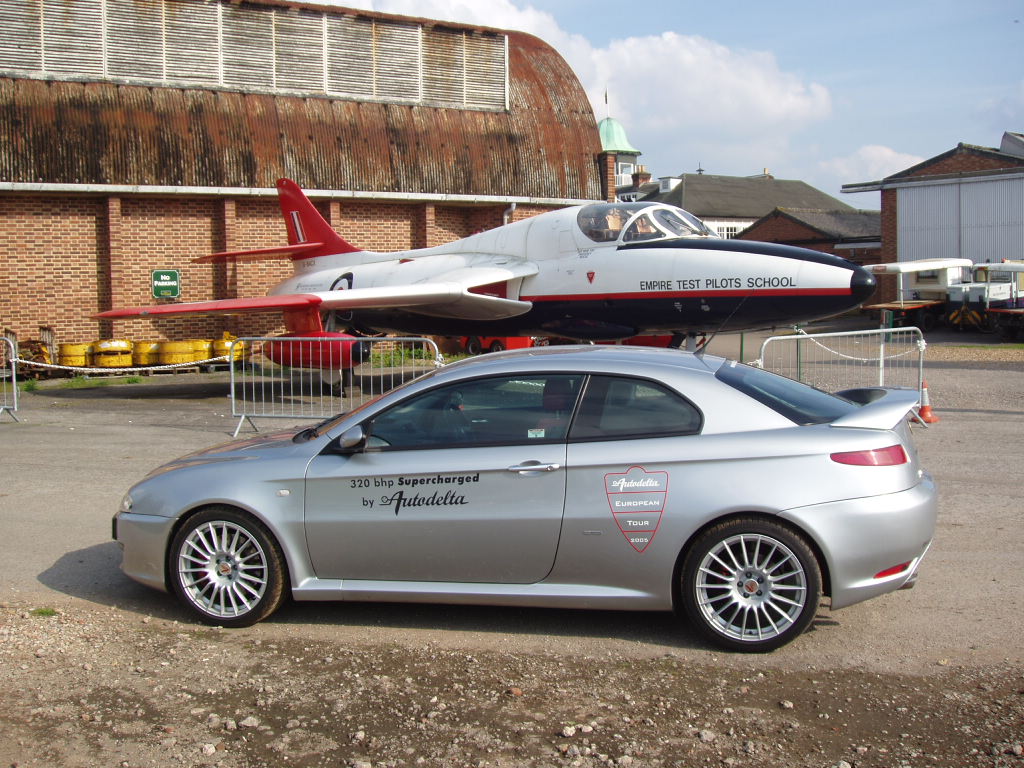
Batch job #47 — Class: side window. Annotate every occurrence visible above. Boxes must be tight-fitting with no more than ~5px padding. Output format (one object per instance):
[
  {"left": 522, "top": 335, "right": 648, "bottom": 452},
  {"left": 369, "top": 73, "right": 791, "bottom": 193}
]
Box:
[
  {"left": 570, "top": 376, "right": 702, "bottom": 441},
  {"left": 366, "top": 374, "right": 584, "bottom": 450}
]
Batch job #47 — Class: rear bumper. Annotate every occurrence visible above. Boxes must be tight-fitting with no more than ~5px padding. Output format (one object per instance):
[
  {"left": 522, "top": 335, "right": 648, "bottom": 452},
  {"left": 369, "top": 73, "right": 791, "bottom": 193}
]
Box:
[{"left": 779, "top": 476, "right": 937, "bottom": 610}]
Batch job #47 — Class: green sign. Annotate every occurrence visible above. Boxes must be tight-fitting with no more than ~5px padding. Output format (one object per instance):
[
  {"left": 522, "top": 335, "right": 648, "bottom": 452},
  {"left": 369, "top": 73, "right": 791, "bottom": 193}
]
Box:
[{"left": 152, "top": 269, "right": 181, "bottom": 299}]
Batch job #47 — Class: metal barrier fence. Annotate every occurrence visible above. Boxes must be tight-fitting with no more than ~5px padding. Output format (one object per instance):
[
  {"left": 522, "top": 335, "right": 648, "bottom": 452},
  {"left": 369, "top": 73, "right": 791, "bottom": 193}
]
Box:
[
  {"left": 1, "top": 336, "right": 17, "bottom": 422},
  {"left": 230, "top": 336, "right": 441, "bottom": 436},
  {"left": 754, "top": 327, "right": 926, "bottom": 396}
]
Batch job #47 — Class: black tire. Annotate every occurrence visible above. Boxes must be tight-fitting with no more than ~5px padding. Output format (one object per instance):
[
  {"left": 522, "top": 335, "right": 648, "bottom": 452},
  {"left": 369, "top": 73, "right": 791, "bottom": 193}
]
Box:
[
  {"left": 169, "top": 507, "right": 286, "bottom": 628},
  {"left": 915, "top": 308, "right": 936, "bottom": 332},
  {"left": 464, "top": 336, "right": 482, "bottom": 355},
  {"left": 488, "top": 340, "right": 506, "bottom": 353},
  {"left": 680, "top": 517, "right": 822, "bottom": 652}
]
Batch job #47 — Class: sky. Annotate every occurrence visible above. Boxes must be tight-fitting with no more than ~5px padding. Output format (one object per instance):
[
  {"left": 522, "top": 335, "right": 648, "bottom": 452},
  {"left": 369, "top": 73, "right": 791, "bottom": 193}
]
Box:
[{"left": 310, "top": 0, "right": 1023, "bottom": 210}]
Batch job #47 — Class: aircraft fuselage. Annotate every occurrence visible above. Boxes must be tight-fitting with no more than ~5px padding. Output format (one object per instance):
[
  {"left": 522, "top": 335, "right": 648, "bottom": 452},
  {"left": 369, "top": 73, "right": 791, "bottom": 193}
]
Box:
[{"left": 272, "top": 203, "right": 876, "bottom": 340}]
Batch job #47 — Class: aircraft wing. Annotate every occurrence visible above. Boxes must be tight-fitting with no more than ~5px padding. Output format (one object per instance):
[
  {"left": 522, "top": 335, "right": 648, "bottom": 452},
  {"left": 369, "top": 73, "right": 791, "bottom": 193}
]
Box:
[
  {"left": 865, "top": 258, "right": 973, "bottom": 274},
  {"left": 96, "top": 264, "right": 537, "bottom": 322}
]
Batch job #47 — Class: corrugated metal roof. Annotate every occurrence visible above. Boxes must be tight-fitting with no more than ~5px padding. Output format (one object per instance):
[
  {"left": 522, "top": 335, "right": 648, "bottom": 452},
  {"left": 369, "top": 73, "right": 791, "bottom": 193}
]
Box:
[
  {"left": 642, "top": 173, "right": 853, "bottom": 218},
  {"left": 0, "top": 4, "right": 601, "bottom": 200}
]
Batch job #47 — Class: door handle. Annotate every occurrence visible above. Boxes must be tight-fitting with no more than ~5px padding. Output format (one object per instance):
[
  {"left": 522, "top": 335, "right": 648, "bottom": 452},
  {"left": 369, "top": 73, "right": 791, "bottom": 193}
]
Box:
[{"left": 507, "top": 461, "right": 562, "bottom": 473}]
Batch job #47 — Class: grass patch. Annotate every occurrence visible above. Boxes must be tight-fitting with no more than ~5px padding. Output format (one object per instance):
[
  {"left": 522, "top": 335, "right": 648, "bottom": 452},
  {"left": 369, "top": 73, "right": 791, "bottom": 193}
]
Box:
[
  {"left": 368, "top": 346, "right": 439, "bottom": 367},
  {"left": 60, "top": 375, "right": 101, "bottom": 389},
  {"left": 30, "top": 607, "right": 57, "bottom": 617},
  {"left": 58, "top": 375, "right": 141, "bottom": 389},
  {"left": 19, "top": 379, "right": 39, "bottom": 392}
]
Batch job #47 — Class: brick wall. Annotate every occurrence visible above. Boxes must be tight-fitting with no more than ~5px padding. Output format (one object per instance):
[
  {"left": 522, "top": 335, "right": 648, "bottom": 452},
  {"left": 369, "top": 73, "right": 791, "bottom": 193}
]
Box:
[
  {"left": 0, "top": 192, "right": 557, "bottom": 347},
  {"left": 0, "top": 196, "right": 105, "bottom": 343},
  {"left": 904, "top": 149, "right": 1024, "bottom": 178}
]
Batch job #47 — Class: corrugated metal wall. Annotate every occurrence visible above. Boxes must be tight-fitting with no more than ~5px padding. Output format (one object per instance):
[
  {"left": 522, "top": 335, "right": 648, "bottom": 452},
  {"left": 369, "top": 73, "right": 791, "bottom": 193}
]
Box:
[{"left": 898, "top": 176, "right": 1024, "bottom": 263}]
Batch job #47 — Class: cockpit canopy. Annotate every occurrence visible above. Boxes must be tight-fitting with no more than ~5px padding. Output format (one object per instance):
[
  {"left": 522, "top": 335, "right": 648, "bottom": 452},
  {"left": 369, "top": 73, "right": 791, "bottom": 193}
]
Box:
[{"left": 577, "top": 202, "right": 717, "bottom": 244}]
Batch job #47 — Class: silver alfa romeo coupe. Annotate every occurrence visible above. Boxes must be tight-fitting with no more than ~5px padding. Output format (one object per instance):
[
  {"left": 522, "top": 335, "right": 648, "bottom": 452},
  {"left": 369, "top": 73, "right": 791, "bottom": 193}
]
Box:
[{"left": 113, "top": 345, "right": 936, "bottom": 652}]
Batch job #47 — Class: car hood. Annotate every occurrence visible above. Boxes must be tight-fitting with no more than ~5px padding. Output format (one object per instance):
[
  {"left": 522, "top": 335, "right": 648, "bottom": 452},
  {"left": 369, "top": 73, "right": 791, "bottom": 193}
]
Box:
[{"left": 144, "top": 428, "right": 311, "bottom": 477}]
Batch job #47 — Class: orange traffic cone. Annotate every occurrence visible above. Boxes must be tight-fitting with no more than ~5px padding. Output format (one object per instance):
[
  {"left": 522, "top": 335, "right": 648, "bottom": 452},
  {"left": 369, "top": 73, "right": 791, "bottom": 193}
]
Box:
[{"left": 917, "top": 380, "right": 939, "bottom": 424}]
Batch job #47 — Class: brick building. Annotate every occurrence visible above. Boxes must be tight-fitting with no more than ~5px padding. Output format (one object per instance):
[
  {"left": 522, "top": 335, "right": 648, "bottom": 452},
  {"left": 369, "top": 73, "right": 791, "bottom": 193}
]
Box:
[
  {"left": 0, "top": 0, "right": 603, "bottom": 345},
  {"left": 737, "top": 208, "right": 880, "bottom": 264},
  {"left": 843, "top": 131, "right": 1024, "bottom": 302},
  {"left": 636, "top": 172, "right": 854, "bottom": 240}
]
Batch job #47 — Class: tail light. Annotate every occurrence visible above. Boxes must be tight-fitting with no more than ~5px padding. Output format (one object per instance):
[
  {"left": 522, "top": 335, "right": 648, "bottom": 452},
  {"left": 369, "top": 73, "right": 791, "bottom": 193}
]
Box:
[
  {"left": 874, "top": 561, "right": 912, "bottom": 579},
  {"left": 830, "top": 444, "right": 908, "bottom": 466}
]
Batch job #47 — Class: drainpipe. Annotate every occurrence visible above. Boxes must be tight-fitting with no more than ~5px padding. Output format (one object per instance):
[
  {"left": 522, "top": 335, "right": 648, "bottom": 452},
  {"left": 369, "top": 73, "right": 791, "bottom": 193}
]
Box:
[{"left": 503, "top": 202, "right": 517, "bottom": 225}]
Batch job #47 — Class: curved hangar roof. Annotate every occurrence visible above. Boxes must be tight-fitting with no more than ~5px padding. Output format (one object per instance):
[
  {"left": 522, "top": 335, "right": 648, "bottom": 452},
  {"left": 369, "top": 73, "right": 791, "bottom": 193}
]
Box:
[{"left": 0, "top": 0, "right": 601, "bottom": 201}]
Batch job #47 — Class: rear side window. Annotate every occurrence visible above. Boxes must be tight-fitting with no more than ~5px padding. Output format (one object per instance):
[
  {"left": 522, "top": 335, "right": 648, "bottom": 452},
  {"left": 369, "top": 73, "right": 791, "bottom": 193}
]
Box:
[
  {"left": 715, "top": 361, "right": 858, "bottom": 425},
  {"left": 570, "top": 375, "right": 702, "bottom": 441}
]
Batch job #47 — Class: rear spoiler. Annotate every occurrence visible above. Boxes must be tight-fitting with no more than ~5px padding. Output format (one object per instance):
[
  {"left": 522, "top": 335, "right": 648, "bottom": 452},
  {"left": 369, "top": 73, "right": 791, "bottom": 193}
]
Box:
[{"left": 830, "top": 388, "right": 920, "bottom": 430}]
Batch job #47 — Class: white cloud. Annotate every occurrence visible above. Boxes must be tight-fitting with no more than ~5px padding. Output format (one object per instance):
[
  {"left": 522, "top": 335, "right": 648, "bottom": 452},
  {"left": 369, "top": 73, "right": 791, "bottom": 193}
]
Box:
[
  {"left": 819, "top": 145, "right": 924, "bottom": 184},
  {"left": 307, "top": 1, "right": 835, "bottom": 179},
  {"left": 977, "top": 80, "right": 1024, "bottom": 132}
]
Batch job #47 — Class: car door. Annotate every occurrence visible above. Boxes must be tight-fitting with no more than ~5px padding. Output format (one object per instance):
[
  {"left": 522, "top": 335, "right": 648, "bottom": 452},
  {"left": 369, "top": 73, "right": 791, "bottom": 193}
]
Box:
[
  {"left": 555, "top": 375, "right": 705, "bottom": 576},
  {"left": 304, "top": 373, "right": 584, "bottom": 584}
]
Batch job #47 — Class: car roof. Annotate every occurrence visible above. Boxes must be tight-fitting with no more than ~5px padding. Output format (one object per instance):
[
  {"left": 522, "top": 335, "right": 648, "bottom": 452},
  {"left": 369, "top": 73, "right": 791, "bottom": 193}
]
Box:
[{"left": 440, "top": 344, "right": 726, "bottom": 379}]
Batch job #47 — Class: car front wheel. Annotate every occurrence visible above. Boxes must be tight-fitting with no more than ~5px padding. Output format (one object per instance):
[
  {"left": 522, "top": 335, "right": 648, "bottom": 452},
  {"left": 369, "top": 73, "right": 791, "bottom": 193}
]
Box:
[
  {"left": 169, "top": 508, "right": 286, "bottom": 627},
  {"left": 680, "top": 518, "right": 822, "bottom": 652}
]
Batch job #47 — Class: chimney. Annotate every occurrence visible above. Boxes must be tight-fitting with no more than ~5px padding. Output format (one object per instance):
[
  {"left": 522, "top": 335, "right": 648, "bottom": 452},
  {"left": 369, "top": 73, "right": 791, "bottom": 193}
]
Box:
[{"left": 631, "top": 165, "right": 652, "bottom": 187}]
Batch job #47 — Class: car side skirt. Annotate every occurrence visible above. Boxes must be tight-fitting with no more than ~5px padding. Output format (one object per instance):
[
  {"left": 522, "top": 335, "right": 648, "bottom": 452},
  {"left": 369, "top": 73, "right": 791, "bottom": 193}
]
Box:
[{"left": 290, "top": 578, "right": 669, "bottom": 610}]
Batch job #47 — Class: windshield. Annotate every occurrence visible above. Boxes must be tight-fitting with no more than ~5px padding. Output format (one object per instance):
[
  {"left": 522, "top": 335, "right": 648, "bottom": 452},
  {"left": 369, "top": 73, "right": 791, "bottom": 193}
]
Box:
[{"left": 577, "top": 203, "right": 715, "bottom": 243}]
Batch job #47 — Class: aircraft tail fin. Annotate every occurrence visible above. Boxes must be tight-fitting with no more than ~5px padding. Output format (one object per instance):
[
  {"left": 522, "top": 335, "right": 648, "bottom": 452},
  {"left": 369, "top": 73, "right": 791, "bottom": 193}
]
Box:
[
  {"left": 276, "top": 178, "right": 361, "bottom": 258},
  {"left": 194, "top": 179, "right": 362, "bottom": 264}
]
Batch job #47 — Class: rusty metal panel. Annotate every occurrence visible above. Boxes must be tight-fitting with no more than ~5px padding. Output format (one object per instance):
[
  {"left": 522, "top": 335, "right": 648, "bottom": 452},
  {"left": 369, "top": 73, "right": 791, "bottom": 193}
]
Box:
[{"left": 0, "top": 7, "right": 602, "bottom": 201}]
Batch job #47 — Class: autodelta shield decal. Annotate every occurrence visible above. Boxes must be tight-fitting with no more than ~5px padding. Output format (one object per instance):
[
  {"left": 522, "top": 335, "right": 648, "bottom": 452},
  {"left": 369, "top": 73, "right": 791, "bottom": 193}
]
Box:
[{"left": 604, "top": 466, "right": 668, "bottom": 552}]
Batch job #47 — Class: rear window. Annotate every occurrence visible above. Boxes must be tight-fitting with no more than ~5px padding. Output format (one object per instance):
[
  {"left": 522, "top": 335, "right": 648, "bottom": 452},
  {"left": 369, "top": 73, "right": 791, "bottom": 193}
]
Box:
[{"left": 715, "top": 361, "right": 859, "bottom": 425}]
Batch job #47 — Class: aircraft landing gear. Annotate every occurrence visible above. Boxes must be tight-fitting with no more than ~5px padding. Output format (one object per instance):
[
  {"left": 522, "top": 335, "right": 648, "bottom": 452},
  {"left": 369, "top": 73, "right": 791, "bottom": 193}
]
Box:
[{"left": 668, "top": 332, "right": 707, "bottom": 352}]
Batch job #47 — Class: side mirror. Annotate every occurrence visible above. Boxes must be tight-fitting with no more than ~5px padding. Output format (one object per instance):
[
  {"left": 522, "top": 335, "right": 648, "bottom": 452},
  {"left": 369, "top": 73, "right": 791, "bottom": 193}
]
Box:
[{"left": 337, "top": 425, "right": 367, "bottom": 452}]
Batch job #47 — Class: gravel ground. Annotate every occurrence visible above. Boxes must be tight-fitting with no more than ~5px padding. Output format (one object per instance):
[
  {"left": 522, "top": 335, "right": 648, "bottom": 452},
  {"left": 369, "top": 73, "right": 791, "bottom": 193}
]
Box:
[
  {"left": 2, "top": 603, "right": 1023, "bottom": 768},
  {"left": 1, "top": 328, "right": 1023, "bottom": 768}
]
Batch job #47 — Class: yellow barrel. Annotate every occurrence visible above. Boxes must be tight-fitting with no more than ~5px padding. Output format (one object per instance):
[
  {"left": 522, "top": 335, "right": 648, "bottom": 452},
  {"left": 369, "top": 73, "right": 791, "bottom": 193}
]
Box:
[
  {"left": 58, "top": 342, "right": 92, "bottom": 367},
  {"left": 191, "top": 339, "right": 213, "bottom": 361},
  {"left": 158, "top": 340, "right": 197, "bottom": 365},
  {"left": 213, "top": 337, "right": 247, "bottom": 361},
  {"left": 92, "top": 339, "right": 133, "bottom": 368},
  {"left": 132, "top": 340, "right": 161, "bottom": 366}
]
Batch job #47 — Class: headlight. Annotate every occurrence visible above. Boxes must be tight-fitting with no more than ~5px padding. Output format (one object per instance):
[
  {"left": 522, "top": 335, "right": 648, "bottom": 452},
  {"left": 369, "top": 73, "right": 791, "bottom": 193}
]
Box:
[{"left": 119, "top": 493, "right": 133, "bottom": 514}]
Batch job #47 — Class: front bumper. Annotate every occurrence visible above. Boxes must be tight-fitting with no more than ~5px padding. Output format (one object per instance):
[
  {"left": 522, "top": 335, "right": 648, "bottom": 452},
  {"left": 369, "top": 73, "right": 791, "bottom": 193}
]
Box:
[
  {"left": 112, "top": 512, "right": 176, "bottom": 592},
  {"left": 780, "top": 476, "right": 937, "bottom": 610}
]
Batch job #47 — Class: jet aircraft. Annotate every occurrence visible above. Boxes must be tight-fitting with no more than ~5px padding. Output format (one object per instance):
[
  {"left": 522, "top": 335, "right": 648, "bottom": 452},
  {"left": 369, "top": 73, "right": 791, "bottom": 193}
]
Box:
[{"left": 97, "top": 179, "right": 876, "bottom": 359}]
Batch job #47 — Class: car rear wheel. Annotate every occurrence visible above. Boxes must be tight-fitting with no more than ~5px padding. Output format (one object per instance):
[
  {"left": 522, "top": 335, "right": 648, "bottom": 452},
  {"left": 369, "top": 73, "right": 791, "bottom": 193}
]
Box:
[
  {"left": 169, "top": 508, "right": 286, "bottom": 627},
  {"left": 681, "top": 518, "right": 821, "bottom": 652}
]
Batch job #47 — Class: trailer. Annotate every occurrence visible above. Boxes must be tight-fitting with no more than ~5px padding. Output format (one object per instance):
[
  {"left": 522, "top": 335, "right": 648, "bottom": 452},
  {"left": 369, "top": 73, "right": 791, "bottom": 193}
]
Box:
[
  {"left": 977, "top": 262, "right": 1024, "bottom": 339},
  {"left": 864, "top": 259, "right": 974, "bottom": 329},
  {"left": 865, "top": 258, "right": 1024, "bottom": 333}
]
